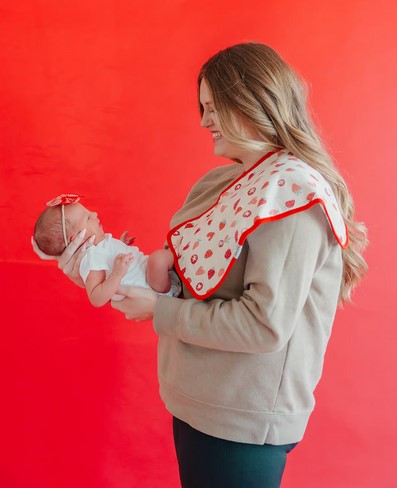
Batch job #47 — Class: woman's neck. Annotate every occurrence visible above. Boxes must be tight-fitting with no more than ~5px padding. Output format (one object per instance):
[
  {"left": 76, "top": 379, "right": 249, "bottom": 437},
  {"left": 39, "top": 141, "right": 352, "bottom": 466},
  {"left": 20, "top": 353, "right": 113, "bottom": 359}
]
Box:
[{"left": 240, "top": 150, "right": 269, "bottom": 171}]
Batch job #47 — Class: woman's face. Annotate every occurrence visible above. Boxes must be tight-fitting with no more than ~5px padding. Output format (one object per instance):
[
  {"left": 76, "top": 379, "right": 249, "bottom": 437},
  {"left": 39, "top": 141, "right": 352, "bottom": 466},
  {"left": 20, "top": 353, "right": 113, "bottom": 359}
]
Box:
[{"left": 199, "top": 78, "right": 258, "bottom": 163}]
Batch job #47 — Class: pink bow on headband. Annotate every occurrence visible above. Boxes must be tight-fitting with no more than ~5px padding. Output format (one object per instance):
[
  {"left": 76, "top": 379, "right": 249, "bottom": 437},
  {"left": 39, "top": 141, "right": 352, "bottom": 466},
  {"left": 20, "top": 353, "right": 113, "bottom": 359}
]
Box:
[{"left": 46, "top": 194, "right": 81, "bottom": 207}]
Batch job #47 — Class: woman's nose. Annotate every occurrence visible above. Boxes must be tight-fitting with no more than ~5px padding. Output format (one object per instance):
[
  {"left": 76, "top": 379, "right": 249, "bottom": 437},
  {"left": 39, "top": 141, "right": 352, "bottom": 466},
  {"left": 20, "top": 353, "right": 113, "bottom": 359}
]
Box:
[{"left": 200, "top": 112, "right": 213, "bottom": 128}]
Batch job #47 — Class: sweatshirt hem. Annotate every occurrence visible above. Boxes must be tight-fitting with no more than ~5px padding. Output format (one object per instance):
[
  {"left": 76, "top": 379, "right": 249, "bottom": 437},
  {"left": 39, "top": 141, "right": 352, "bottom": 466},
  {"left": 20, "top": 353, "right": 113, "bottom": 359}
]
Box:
[{"left": 159, "top": 379, "right": 311, "bottom": 445}]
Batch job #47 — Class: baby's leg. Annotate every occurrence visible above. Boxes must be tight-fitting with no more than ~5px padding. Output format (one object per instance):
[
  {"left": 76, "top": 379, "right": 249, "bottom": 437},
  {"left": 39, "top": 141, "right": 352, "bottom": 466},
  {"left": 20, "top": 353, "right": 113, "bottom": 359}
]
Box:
[{"left": 146, "top": 249, "right": 174, "bottom": 293}]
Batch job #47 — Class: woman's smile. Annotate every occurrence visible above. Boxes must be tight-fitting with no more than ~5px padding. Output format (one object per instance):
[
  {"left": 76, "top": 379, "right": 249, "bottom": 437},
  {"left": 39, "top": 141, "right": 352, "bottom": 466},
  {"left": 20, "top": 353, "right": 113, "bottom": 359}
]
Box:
[{"left": 211, "top": 130, "right": 222, "bottom": 141}]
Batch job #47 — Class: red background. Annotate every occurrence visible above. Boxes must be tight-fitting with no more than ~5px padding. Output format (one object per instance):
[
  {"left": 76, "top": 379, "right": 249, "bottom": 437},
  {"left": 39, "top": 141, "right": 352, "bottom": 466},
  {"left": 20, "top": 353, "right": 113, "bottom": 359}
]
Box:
[{"left": 1, "top": 1, "right": 396, "bottom": 487}]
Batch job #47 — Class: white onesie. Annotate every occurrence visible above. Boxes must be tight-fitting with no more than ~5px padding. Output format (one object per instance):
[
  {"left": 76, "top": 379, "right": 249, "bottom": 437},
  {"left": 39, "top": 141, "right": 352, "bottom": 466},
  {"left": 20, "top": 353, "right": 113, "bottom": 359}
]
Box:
[{"left": 79, "top": 234, "right": 180, "bottom": 299}]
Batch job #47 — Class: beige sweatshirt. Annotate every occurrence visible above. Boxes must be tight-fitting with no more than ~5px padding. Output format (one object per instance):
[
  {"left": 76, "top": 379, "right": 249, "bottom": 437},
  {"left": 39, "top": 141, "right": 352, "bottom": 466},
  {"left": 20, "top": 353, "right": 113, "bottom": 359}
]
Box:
[{"left": 153, "top": 162, "right": 343, "bottom": 445}]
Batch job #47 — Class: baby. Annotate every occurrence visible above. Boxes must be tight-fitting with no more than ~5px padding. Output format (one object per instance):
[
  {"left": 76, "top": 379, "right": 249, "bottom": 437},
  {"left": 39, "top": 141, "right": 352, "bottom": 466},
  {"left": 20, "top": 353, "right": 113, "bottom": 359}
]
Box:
[{"left": 34, "top": 194, "right": 180, "bottom": 307}]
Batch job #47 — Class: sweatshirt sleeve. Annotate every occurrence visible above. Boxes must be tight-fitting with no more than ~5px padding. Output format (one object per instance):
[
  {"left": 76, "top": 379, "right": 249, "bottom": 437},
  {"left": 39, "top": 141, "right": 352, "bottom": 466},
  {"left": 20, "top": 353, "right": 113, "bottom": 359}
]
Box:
[{"left": 153, "top": 205, "right": 339, "bottom": 354}]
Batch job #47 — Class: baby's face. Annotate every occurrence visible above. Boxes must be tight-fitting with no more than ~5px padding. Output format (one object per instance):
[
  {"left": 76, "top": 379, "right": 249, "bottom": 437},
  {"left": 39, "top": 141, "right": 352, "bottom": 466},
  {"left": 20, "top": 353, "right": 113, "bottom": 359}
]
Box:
[{"left": 65, "top": 203, "right": 105, "bottom": 244}]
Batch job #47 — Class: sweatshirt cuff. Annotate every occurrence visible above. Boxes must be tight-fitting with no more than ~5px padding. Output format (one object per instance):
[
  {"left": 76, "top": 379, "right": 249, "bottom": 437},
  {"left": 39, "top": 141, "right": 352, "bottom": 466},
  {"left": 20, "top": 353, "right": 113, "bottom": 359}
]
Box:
[{"left": 153, "top": 296, "right": 185, "bottom": 336}]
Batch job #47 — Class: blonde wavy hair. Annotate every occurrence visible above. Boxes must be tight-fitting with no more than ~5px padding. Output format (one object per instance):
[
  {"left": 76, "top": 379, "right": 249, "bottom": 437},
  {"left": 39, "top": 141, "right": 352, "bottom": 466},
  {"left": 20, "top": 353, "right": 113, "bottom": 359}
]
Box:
[{"left": 198, "top": 42, "right": 368, "bottom": 303}]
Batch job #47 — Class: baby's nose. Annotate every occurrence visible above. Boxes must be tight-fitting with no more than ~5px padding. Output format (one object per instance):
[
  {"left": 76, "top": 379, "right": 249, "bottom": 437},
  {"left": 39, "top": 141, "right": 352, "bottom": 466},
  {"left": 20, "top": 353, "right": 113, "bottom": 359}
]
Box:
[{"left": 92, "top": 211, "right": 98, "bottom": 218}]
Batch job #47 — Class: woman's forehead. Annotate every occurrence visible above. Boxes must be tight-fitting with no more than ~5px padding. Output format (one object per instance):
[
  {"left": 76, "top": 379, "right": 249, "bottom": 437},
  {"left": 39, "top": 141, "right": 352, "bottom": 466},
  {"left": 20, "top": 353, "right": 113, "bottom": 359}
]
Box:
[{"left": 199, "top": 79, "right": 213, "bottom": 104}]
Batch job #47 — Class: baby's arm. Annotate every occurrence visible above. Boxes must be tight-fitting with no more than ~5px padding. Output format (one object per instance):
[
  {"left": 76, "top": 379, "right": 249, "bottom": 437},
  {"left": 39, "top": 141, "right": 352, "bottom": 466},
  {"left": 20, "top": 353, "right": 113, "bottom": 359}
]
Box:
[
  {"left": 85, "top": 253, "right": 133, "bottom": 307},
  {"left": 146, "top": 249, "right": 175, "bottom": 293}
]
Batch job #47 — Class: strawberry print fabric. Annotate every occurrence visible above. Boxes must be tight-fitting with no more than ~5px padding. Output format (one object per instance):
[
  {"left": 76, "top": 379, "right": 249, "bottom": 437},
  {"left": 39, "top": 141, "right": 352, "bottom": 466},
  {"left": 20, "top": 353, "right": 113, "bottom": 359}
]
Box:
[{"left": 168, "top": 149, "right": 348, "bottom": 299}]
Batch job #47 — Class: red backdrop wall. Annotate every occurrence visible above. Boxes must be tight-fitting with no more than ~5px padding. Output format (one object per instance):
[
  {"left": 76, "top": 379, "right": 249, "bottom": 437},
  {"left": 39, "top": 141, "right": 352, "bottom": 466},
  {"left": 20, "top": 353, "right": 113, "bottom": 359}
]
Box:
[{"left": 0, "top": 1, "right": 396, "bottom": 487}]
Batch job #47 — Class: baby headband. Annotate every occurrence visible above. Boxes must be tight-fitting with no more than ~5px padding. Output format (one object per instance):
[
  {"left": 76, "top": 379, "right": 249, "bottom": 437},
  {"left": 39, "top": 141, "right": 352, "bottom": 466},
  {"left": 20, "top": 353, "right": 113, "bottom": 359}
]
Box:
[{"left": 46, "top": 193, "right": 81, "bottom": 248}]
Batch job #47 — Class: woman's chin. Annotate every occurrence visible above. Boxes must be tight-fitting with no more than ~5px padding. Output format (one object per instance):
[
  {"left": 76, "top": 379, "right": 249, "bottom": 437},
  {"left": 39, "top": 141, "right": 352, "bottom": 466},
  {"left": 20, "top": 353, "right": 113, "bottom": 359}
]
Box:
[{"left": 214, "top": 147, "right": 228, "bottom": 158}]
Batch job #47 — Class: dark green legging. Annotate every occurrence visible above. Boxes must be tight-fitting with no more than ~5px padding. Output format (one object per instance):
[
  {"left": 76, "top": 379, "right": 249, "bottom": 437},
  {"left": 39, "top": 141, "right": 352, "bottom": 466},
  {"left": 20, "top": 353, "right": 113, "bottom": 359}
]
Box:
[{"left": 173, "top": 417, "right": 297, "bottom": 488}]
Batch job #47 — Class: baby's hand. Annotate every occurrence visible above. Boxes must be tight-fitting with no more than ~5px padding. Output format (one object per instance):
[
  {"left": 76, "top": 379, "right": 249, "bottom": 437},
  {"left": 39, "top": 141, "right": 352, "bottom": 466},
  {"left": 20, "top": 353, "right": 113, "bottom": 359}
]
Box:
[
  {"left": 112, "top": 252, "right": 134, "bottom": 278},
  {"left": 120, "top": 231, "right": 135, "bottom": 246}
]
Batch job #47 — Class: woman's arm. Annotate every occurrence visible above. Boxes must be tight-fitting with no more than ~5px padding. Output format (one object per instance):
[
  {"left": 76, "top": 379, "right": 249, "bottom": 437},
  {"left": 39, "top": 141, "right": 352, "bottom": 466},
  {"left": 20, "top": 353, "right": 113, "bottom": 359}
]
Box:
[
  {"left": 86, "top": 253, "right": 133, "bottom": 307},
  {"left": 152, "top": 206, "right": 342, "bottom": 354}
]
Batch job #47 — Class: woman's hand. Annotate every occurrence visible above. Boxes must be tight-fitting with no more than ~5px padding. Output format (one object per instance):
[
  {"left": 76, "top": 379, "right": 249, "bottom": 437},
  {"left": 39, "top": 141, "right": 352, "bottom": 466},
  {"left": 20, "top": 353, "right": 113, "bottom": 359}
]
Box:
[
  {"left": 31, "top": 229, "right": 95, "bottom": 288},
  {"left": 111, "top": 286, "right": 158, "bottom": 321}
]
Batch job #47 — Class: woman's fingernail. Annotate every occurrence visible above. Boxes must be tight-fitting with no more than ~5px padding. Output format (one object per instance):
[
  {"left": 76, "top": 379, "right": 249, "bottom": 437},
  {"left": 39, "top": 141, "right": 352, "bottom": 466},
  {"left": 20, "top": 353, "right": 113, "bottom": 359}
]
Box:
[
  {"left": 88, "top": 236, "right": 95, "bottom": 244},
  {"left": 79, "top": 228, "right": 87, "bottom": 238}
]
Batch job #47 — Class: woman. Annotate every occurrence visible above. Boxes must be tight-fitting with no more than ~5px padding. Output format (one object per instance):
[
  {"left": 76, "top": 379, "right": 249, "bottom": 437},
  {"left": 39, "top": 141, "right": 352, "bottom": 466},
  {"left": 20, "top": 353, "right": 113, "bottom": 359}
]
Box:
[{"left": 34, "top": 43, "right": 367, "bottom": 487}]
